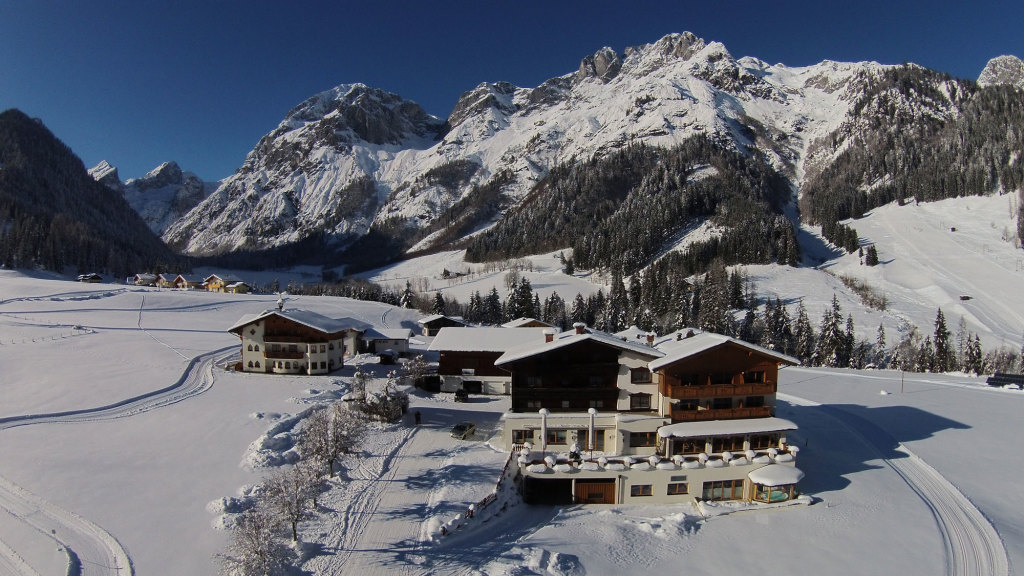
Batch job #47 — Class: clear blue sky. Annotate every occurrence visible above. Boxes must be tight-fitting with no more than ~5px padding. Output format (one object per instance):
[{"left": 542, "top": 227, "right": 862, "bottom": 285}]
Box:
[{"left": 2, "top": 1, "right": 1021, "bottom": 182}]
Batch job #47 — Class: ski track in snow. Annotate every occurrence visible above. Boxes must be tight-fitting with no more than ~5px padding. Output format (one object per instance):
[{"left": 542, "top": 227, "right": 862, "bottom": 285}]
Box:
[
  {"left": 780, "top": 392, "right": 1009, "bottom": 576},
  {"left": 0, "top": 296, "right": 237, "bottom": 575},
  {"left": 0, "top": 474, "right": 132, "bottom": 576}
]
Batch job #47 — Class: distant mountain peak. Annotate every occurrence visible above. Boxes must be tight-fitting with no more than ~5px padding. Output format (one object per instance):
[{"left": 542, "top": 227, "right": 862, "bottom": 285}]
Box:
[
  {"left": 978, "top": 55, "right": 1024, "bottom": 89},
  {"left": 88, "top": 160, "right": 123, "bottom": 192}
]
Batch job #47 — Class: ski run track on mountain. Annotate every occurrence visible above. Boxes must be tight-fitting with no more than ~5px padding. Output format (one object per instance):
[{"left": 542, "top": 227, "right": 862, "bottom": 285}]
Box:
[{"left": 781, "top": 391, "right": 1009, "bottom": 576}]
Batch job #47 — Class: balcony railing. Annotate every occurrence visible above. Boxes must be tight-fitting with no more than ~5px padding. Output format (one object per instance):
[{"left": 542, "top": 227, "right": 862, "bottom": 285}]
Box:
[
  {"left": 661, "top": 381, "right": 776, "bottom": 399},
  {"left": 263, "top": 351, "right": 306, "bottom": 360},
  {"left": 670, "top": 406, "right": 772, "bottom": 422}
]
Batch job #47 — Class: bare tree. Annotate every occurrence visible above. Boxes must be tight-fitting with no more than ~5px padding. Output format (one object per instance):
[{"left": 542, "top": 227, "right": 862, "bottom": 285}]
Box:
[
  {"left": 216, "top": 504, "right": 296, "bottom": 575},
  {"left": 300, "top": 403, "right": 367, "bottom": 478},
  {"left": 264, "top": 465, "right": 317, "bottom": 542}
]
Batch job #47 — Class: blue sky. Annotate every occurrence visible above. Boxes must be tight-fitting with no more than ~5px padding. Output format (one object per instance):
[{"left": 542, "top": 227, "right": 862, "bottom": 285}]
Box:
[{"left": 2, "top": 1, "right": 1021, "bottom": 182}]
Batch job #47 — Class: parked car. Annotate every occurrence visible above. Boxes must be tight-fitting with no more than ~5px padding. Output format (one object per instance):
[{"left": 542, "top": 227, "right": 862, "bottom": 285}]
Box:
[
  {"left": 454, "top": 389, "right": 469, "bottom": 402},
  {"left": 450, "top": 421, "right": 476, "bottom": 439}
]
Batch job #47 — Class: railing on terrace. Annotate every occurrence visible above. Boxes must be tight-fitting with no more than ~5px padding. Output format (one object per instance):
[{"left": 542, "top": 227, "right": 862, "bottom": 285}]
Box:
[
  {"left": 670, "top": 405, "right": 772, "bottom": 422},
  {"left": 263, "top": 335, "right": 327, "bottom": 344},
  {"left": 660, "top": 381, "right": 776, "bottom": 399},
  {"left": 263, "top": 351, "right": 306, "bottom": 360}
]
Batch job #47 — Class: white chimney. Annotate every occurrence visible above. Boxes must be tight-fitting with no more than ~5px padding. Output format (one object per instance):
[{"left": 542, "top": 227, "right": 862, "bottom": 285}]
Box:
[{"left": 277, "top": 296, "right": 284, "bottom": 311}]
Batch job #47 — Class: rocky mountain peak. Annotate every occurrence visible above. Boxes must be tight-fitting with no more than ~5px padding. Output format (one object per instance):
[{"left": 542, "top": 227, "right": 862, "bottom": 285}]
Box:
[
  {"left": 448, "top": 81, "right": 519, "bottom": 128},
  {"left": 978, "top": 55, "right": 1024, "bottom": 89},
  {"left": 132, "top": 161, "right": 183, "bottom": 191},
  {"left": 88, "top": 160, "right": 123, "bottom": 192},
  {"left": 577, "top": 46, "right": 622, "bottom": 82}
]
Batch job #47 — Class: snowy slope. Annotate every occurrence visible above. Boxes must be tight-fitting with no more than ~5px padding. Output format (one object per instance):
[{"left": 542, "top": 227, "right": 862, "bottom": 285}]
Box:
[
  {"left": 163, "top": 32, "right": 884, "bottom": 257},
  {"left": 0, "top": 270, "right": 1021, "bottom": 575}
]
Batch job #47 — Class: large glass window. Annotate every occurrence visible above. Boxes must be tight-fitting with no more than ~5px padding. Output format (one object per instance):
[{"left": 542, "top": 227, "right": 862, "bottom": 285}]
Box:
[
  {"left": 712, "top": 436, "right": 745, "bottom": 452},
  {"left": 578, "top": 429, "right": 605, "bottom": 451},
  {"left": 754, "top": 483, "right": 796, "bottom": 503},
  {"left": 512, "top": 430, "right": 531, "bottom": 444},
  {"left": 702, "top": 479, "right": 744, "bottom": 501},
  {"left": 673, "top": 437, "right": 705, "bottom": 455},
  {"left": 749, "top": 434, "right": 777, "bottom": 450}
]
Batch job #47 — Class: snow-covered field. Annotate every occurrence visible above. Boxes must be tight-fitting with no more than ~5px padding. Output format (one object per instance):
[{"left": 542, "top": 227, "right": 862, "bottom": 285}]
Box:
[{"left": 1, "top": 267, "right": 1021, "bottom": 575}]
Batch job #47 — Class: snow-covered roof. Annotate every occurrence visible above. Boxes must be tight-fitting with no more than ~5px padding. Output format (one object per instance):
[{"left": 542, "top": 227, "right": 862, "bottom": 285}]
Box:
[
  {"left": 362, "top": 328, "right": 413, "bottom": 341},
  {"left": 495, "top": 327, "right": 663, "bottom": 366},
  {"left": 657, "top": 417, "right": 797, "bottom": 439},
  {"left": 228, "top": 309, "right": 371, "bottom": 335},
  {"left": 417, "top": 314, "right": 465, "bottom": 325},
  {"left": 205, "top": 274, "right": 243, "bottom": 283},
  {"left": 429, "top": 327, "right": 550, "bottom": 353},
  {"left": 501, "top": 317, "right": 555, "bottom": 328},
  {"left": 649, "top": 332, "right": 799, "bottom": 371},
  {"left": 225, "top": 281, "right": 249, "bottom": 288},
  {"left": 747, "top": 464, "right": 805, "bottom": 486}
]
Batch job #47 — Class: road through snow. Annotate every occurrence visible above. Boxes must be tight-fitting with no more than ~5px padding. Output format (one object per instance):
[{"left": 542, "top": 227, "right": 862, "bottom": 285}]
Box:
[{"left": 780, "top": 393, "right": 1009, "bottom": 576}]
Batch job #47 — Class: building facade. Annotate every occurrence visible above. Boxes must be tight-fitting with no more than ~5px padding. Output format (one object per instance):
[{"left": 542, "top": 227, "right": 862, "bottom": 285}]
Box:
[{"left": 228, "top": 307, "right": 369, "bottom": 375}]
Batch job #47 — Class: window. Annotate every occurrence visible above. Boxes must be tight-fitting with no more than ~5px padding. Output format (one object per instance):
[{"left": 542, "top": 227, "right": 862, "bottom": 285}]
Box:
[
  {"left": 630, "top": 484, "right": 653, "bottom": 497},
  {"left": 630, "top": 393, "right": 652, "bottom": 411},
  {"left": 674, "top": 438, "right": 705, "bottom": 455},
  {"left": 754, "top": 483, "right": 796, "bottom": 503},
  {"left": 527, "top": 376, "right": 542, "bottom": 388},
  {"left": 674, "top": 399, "right": 699, "bottom": 412},
  {"left": 254, "top": 361, "right": 260, "bottom": 368},
  {"left": 512, "top": 430, "right": 531, "bottom": 444},
  {"left": 247, "top": 344, "right": 253, "bottom": 352},
  {"left": 749, "top": 434, "right": 777, "bottom": 450},
  {"left": 578, "top": 429, "right": 605, "bottom": 451},
  {"left": 247, "top": 361, "right": 253, "bottom": 368},
  {"left": 285, "top": 362, "right": 292, "bottom": 369},
  {"left": 712, "top": 436, "right": 745, "bottom": 452},
  {"left": 712, "top": 397, "right": 732, "bottom": 410},
  {"left": 561, "top": 400, "right": 570, "bottom": 409},
  {"left": 629, "top": 432, "right": 657, "bottom": 447},
  {"left": 329, "top": 343, "right": 335, "bottom": 350},
  {"left": 546, "top": 430, "right": 567, "bottom": 444},
  {"left": 677, "top": 373, "right": 700, "bottom": 385},
  {"left": 745, "top": 396, "right": 765, "bottom": 408},
  {"left": 320, "top": 362, "right": 326, "bottom": 370},
  {"left": 588, "top": 400, "right": 604, "bottom": 409},
  {"left": 588, "top": 376, "right": 604, "bottom": 387},
  {"left": 744, "top": 370, "right": 766, "bottom": 383},
  {"left": 710, "top": 372, "right": 733, "bottom": 384},
  {"left": 527, "top": 400, "right": 542, "bottom": 409},
  {"left": 702, "top": 479, "right": 744, "bottom": 501},
  {"left": 630, "top": 368, "right": 652, "bottom": 383},
  {"left": 254, "top": 344, "right": 260, "bottom": 352},
  {"left": 667, "top": 482, "right": 689, "bottom": 495},
  {"left": 320, "top": 344, "right": 326, "bottom": 353},
  {"left": 289, "top": 344, "right": 298, "bottom": 353}
]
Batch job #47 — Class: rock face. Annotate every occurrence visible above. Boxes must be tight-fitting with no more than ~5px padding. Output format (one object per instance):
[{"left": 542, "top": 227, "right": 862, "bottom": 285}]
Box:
[
  {"left": 978, "top": 55, "right": 1024, "bottom": 89},
  {"left": 90, "top": 160, "right": 214, "bottom": 236},
  {"left": 160, "top": 32, "right": 893, "bottom": 260}
]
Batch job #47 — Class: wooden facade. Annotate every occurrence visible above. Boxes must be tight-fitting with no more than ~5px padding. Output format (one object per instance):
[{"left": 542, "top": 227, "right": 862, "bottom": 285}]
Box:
[
  {"left": 655, "top": 344, "right": 784, "bottom": 423},
  {"left": 438, "top": 351, "right": 507, "bottom": 378},
  {"left": 508, "top": 340, "right": 623, "bottom": 413}
]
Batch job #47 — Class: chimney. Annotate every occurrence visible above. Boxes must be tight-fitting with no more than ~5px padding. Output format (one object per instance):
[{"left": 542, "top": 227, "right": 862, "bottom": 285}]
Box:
[
  {"left": 646, "top": 332, "right": 655, "bottom": 347},
  {"left": 573, "top": 322, "right": 586, "bottom": 335},
  {"left": 277, "top": 296, "right": 284, "bottom": 311},
  {"left": 544, "top": 328, "right": 556, "bottom": 343}
]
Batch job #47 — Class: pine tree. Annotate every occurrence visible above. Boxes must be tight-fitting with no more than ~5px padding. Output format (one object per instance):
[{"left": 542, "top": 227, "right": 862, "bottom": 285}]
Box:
[
  {"left": 874, "top": 323, "right": 888, "bottom": 368},
  {"left": 794, "top": 301, "right": 816, "bottom": 364},
  {"left": 400, "top": 281, "right": 415, "bottom": 309},
  {"left": 813, "top": 295, "right": 845, "bottom": 367},
  {"left": 932, "top": 308, "right": 953, "bottom": 373},
  {"left": 965, "top": 334, "right": 984, "bottom": 375},
  {"left": 483, "top": 287, "right": 503, "bottom": 325},
  {"left": 917, "top": 336, "right": 935, "bottom": 372},
  {"left": 865, "top": 245, "right": 879, "bottom": 266},
  {"left": 431, "top": 292, "right": 446, "bottom": 315}
]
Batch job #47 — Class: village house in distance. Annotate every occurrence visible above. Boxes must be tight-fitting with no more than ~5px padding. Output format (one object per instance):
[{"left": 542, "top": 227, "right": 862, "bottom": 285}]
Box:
[
  {"left": 228, "top": 299, "right": 370, "bottom": 375},
  {"left": 494, "top": 326, "right": 803, "bottom": 505}
]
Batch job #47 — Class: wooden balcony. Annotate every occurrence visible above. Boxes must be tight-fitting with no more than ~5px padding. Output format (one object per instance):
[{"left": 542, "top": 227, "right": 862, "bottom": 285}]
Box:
[
  {"left": 670, "top": 406, "right": 772, "bottom": 422},
  {"left": 661, "top": 381, "right": 776, "bottom": 399}
]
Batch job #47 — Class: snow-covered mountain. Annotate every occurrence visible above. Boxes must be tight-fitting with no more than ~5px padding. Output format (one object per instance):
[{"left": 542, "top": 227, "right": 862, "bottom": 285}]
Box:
[
  {"left": 161, "top": 33, "right": 884, "bottom": 258},
  {"left": 157, "top": 32, "right": 1021, "bottom": 272},
  {"left": 90, "top": 160, "right": 216, "bottom": 236},
  {"left": 977, "top": 55, "right": 1024, "bottom": 89}
]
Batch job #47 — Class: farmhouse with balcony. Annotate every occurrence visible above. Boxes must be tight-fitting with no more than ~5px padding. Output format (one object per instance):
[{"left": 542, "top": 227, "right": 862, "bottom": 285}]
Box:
[
  {"left": 228, "top": 302, "right": 370, "bottom": 375},
  {"left": 204, "top": 274, "right": 246, "bottom": 293},
  {"left": 428, "top": 327, "right": 551, "bottom": 394},
  {"left": 501, "top": 328, "right": 805, "bottom": 506}
]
